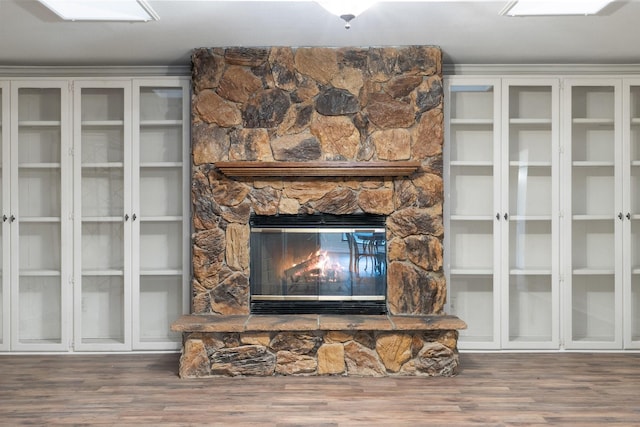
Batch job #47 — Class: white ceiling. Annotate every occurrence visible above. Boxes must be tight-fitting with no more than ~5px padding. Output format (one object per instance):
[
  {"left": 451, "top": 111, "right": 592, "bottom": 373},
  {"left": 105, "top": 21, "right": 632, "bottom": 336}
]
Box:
[{"left": 0, "top": 0, "right": 638, "bottom": 67}]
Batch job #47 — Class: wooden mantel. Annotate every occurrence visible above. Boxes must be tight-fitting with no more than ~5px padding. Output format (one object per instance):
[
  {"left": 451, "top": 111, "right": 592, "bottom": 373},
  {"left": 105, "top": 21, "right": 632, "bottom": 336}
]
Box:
[{"left": 214, "top": 161, "right": 421, "bottom": 177}]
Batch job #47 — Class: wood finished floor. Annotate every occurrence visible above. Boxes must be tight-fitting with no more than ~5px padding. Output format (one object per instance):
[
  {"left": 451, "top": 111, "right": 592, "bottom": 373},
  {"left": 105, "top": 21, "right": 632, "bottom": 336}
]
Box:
[{"left": 0, "top": 352, "right": 639, "bottom": 426}]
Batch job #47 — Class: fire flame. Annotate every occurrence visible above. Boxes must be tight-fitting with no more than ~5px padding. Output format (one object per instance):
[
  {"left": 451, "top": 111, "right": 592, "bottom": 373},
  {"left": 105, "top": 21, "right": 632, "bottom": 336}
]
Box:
[{"left": 286, "top": 250, "right": 344, "bottom": 283}]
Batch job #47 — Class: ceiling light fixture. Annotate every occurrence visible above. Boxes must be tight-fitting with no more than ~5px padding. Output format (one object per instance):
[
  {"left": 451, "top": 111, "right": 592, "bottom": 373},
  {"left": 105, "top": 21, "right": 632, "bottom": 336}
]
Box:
[
  {"left": 500, "top": 0, "right": 614, "bottom": 16},
  {"left": 38, "top": 0, "right": 159, "bottom": 22},
  {"left": 317, "top": 1, "right": 377, "bottom": 29}
]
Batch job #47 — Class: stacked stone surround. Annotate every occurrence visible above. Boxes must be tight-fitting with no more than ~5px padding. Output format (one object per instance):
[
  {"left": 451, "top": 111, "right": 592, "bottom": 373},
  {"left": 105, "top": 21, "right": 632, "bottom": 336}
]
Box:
[{"left": 178, "top": 45, "right": 465, "bottom": 377}]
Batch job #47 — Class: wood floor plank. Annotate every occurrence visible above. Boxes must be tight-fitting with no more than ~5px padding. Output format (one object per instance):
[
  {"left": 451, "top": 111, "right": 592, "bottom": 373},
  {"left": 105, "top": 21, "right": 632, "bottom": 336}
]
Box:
[{"left": 0, "top": 353, "right": 639, "bottom": 425}]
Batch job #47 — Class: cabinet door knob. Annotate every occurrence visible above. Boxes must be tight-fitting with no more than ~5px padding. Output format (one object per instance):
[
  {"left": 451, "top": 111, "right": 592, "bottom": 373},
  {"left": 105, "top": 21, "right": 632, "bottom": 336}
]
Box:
[
  {"left": 504, "top": 213, "right": 508, "bottom": 220},
  {"left": 496, "top": 213, "right": 500, "bottom": 220},
  {"left": 618, "top": 212, "right": 623, "bottom": 220},
  {"left": 2, "top": 215, "right": 6, "bottom": 222},
  {"left": 627, "top": 213, "right": 631, "bottom": 220},
  {"left": 132, "top": 214, "right": 137, "bottom": 221},
  {"left": 10, "top": 215, "right": 15, "bottom": 223},
  {"left": 124, "top": 214, "right": 129, "bottom": 221}
]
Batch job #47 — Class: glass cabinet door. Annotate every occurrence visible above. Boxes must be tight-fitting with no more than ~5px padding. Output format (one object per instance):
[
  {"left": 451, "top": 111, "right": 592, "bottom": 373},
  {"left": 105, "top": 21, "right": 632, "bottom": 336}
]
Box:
[
  {"left": 625, "top": 81, "right": 640, "bottom": 348},
  {"left": 445, "top": 78, "right": 501, "bottom": 348},
  {"left": 132, "top": 80, "right": 189, "bottom": 350},
  {"left": 74, "top": 82, "right": 131, "bottom": 350},
  {"left": 502, "top": 80, "right": 559, "bottom": 348},
  {"left": 565, "top": 80, "right": 623, "bottom": 349},
  {"left": 0, "top": 82, "right": 8, "bottom": 351},
  {"left": 11, "top": 82, "right": 70, "bottom": 351}
]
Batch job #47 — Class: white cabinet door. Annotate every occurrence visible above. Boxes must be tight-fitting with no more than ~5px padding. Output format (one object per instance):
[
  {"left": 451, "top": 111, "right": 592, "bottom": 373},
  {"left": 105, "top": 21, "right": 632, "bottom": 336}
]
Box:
[
  {"left": 0, "top": 81, "right": 9, "bottom": 351},
  {"left": 563, "top": 79, "right": 624, "bottom": 349},
  {"left": 10, "top": 81, "right": 71, "bottom": 351},
  {"left": 73, "top": 81, "right": 132, "bottom": 351},
  {"left": 623, "top": 79, "right": 640, "bottom": 349},
  {"left": 446, "top": 77, "right": 560, "bottom": 350},
  {"left": 132, "top": 79, "right": 189, "bottom": 350},
  {"left": 501, "top": 79, "right": 560, "bottom": 349},
  {"left": 445, "top": 78, "right": 502, "bottom": 349}
]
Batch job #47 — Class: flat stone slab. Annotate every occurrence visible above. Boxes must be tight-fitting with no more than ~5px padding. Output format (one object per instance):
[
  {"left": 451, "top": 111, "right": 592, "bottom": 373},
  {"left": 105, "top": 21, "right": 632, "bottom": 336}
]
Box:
[
  {"left": 172, "top": 314, "right": 466, "bottom": 333},
  {"left": 245, "top": 314, "right": 319, "bottom": 331}
]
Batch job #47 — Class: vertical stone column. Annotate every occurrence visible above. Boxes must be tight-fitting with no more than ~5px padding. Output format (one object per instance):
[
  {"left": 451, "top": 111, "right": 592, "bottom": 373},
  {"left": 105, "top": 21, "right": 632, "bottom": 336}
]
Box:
[{"left": 191, "top": 46, "right": 445, "bottom": 316}]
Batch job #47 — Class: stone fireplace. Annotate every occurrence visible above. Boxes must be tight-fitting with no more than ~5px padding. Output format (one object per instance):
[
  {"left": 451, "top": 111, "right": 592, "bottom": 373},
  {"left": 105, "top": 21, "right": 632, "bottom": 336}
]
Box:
[{"left": 172, "top": 46, "right": 466, "bottom": 377}]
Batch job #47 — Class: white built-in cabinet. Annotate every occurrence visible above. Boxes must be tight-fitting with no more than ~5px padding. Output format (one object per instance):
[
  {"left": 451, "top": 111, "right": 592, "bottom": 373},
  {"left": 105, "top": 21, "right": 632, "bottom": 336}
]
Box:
[
  {"left": 445, "top": 77, "right": 559, "bottom": 350},
  {"left": 445, "top": 74, "right": 640, "bottom": 350},
  {"left": 0, "top": 77, "right": 189, "bottom": 352}
]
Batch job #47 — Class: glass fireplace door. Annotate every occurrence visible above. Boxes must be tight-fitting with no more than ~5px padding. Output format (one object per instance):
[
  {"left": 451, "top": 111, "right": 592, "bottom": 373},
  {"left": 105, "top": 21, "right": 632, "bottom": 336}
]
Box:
[{"left": 249, "top": 214, "right": 386, "bottom": 314}]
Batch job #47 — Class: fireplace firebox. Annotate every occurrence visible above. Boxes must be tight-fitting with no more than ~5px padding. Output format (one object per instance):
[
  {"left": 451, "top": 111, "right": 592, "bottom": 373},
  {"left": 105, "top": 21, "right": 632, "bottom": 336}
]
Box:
[{"left": 249, "top": 214, "right": 387, "bottom": 315}]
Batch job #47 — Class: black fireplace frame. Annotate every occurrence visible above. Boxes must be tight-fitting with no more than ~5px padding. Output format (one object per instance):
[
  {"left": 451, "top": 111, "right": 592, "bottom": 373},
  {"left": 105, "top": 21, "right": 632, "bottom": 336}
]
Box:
[{"left": 249, "top": 213, "right": 387, "bottom": 315}]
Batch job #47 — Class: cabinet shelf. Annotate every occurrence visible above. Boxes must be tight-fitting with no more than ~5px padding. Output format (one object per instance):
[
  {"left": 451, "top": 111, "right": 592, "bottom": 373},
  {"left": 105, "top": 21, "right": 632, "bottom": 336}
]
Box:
[
  {"left": 450, "top": 160, "right": 493, "bottom": 167},
  {"left": 82, "top": 162, "right": 124, "bottom": 168},
  {"left": 140, "top": 120, "right": 183, "bottom": 126},
  {"left": 572, "top": 268, "right": 615, "bottom": 275},
  {"left": 509, "top": 118, "right": 552, "bottom": 126},
  {"left": 80, "top": 337, "right": 125, "bottom": 345},
  {"left": 509, "top": 269, "right": 552, "bottom": 275},
  {"left": 19, "top": 269, "right": 61, "bottom": 277},
  {"left": 450, "top": 268, "right": 493, "bottom": 275},
  {"left": 18, "top": 120, "right": 61, "bottom": 127},
  {"left": 509, "top": 161, "right": 552, "bottom": 167},
  {"left": 572, "top": 118, "right": 615, "bottom": 126},
  {"left": 140, "top": 269, "right": 183, "bottom": 276},
  {"left": 509, "top": 215, "right": 552, "bottom": 221},
  {"left": 18, "top": 163, "right": 61, "bottom": 169},
  {"left": 81, "top": 120, "right": 124, "bottom": 127},
  {"left": 19, "top": 217, "right": 61, "bottom": 223},
  {"left": 572, "top": 215, "right": 613, "bottom": 221},
  {"left": 450, "top": 118, "right": 494, "bottom": 126},
  {"left": 81, "top": 269, "right": 124, "bottom": 276},
  {"left": 81, "top": 216, "right": 124, "bottom": 222},
  {"left": 140, "top": 216, "right": 182, "bottom": 222},
  {"left": 450, "top": 215, "right": 494, "bottom": 221},
  {"left": 140, "top": 162, "right": 182, "bottom": 168},
  {"left": 572, "top": 161, "right": 615, "bottom": 167}
]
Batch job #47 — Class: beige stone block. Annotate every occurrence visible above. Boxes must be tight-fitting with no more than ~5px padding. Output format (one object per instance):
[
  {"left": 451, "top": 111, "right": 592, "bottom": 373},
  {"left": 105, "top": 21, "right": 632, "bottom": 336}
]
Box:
[
  {"left": 310, "top": 114, "right": 360, "bottom": 160},
  {"left": 317, "top": 343, "right": 345, "bottom": 375},
  {"left": 278, "top": 197, "right": 300, "bottom": 215},
  {"left": 193, "top": 89, "right": 242, "bottom": 127},
  {"left": 370, "top": 128, "right": 411, "bottom": 161},
  {"left": 376, "top": 333, "right": 412, "bottom": 373},
  {"left": 331, "top": 66, "right": 364, "bottom": 97},
  {"left": 179, "top": 339, "right": 210, "bottom": 378},
  {"left": 240, "top": 332, "right": 271, "bottom": 347},
  {"left": 275, "top": 350, "right": 317, "bottom": 375},
  {"left": 324, "top": 330, "right": 353, "bottom": 343},
  {"left": 358, "top": 188, "right": 394, "bottom": 215},
  {"left": 294, "top": 47, "right": 338, "bottom": 85},
  {"left": 225, "top": 223, "right": 250, "bottom": 271},
  {"left": 344, "top": 341, "right": 386, "bottom": 376}
]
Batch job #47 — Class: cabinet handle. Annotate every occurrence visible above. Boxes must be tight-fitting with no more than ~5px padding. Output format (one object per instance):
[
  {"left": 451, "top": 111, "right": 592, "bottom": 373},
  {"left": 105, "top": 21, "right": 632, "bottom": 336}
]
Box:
[
  {"left": 496, "top": 213, "right": 500, "bottom": 220},
  {"left": 504, "top": 213, "right": 508, "bottom": 220},
  {"left": 132, "top": 214, "right": 137, "bottom": 221},
  {"left": 627, "top": 213, "right": 631, "bottom": 220},
  {"left": 124, "top": 214, "right": 129, "bottom": 221},
  {"left": 10, "top": 215, "right": 15, "bottom": 223},
  {"left": 2, "top": 215, "right": 6, "bottom": 222},
  {"left": 618, "top": 212, "right": 623, "bottom": 220}
]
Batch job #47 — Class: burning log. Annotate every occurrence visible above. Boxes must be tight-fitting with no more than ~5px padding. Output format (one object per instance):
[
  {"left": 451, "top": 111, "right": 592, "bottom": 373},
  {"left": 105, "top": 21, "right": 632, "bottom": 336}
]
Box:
[{"left": 284, "top": 251, "right": 327, "bottom": 284}]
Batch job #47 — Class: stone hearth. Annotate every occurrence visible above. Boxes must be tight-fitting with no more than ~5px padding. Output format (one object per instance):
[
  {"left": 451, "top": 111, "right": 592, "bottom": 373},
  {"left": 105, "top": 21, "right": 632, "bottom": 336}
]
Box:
[{"left": 173, "top": 45, "right": 466, "bottom": 377}]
